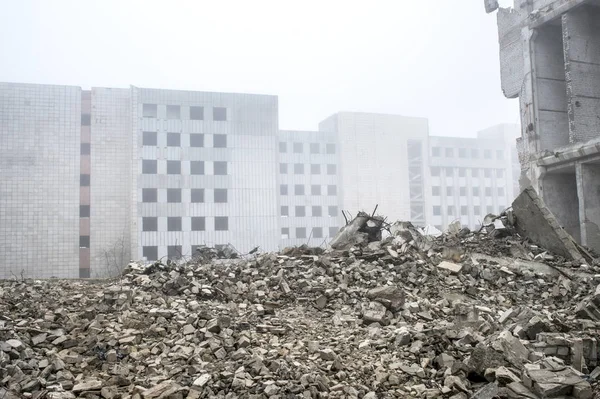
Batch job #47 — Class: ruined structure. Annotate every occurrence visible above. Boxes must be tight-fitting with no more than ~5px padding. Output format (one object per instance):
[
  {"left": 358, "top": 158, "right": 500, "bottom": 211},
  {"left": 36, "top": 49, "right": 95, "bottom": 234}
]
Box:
[{"left": 487, "top": 0, "right": 600, "bottom": 252}]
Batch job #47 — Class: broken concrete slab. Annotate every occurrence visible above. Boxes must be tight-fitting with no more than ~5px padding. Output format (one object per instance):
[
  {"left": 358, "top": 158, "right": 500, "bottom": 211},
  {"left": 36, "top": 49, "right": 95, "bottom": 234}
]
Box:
[
  {"left": 512, "top": 187, "right": 585, "bottom": 262},
  {"left": 437, "top": 260, "right": 463, "bottom": 274}
]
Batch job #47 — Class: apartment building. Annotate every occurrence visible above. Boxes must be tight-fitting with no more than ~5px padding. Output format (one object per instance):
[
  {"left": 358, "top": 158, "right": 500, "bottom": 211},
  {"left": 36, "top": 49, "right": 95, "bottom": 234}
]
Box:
[
  {"left": 277, "top": 130, "right": 343, "bottom": 248},
  {"left": 319, "top": 112, "right": 430, "bottom": 226},
  {"left": 428, "top": 124, "right": 520, "bottom": 230},
  {"left": 0, "top": 82, "right": 520, "bottom": 278}
]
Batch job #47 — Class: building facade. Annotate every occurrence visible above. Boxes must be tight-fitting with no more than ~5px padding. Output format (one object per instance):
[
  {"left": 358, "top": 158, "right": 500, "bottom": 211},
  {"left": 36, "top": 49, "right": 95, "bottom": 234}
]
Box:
[
  {"left": 0, "top": 82, "right": 520, "bottom": 278},
  {"left": 487, "top": 0, "right": 600, "bottom": 251}
]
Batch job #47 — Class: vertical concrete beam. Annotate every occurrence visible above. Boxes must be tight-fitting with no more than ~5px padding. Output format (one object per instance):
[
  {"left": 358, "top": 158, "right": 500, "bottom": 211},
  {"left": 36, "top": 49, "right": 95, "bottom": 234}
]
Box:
[
  {"left": 562, "top": 6, "right": 600, "bottom": 144},
  {"left": 576, "top": 163, "right": 600, "bottom": 251}
]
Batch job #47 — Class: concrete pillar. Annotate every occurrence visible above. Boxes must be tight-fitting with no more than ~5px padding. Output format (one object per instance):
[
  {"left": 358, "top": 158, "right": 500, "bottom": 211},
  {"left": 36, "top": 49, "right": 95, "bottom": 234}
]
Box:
[
  {"left": 576, "top": 163, "right": 600, "bottom": 251},
  {"left": 541, "top": 172, "right": 581, "bottom": 242},
  {"left": 562, "top": 6, "right": 600, "bottom": 144}
]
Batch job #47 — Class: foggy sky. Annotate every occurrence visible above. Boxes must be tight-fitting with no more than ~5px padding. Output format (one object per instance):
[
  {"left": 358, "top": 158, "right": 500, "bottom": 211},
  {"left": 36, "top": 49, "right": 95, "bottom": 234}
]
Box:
[{"left": 0, "top": 0, "right": 519, "bottom": 137}]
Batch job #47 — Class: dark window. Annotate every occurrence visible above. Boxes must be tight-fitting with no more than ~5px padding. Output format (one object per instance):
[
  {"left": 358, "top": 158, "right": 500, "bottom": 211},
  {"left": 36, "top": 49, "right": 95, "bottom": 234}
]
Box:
[
  {"left": 281, "top": 206, "right": 289, "bottom": 216},
  {"left": 143, "top": 104, "right": 157, "bottom": 118},
  {"left": 81, "top": 143, "right": 90, "bottom": 155},
  {"left": 310, "top": 143, "right": 320, "bottom": 154},
  {"left": 326, "top": 144, "right": 335, "bottom": 154},
  {"left": 80, "top": 205, "right": 90, "bottom": 217},
  {"left": 190, "top": 106, "right": 204, "bottom": 120},
  {"left": 471, "top": 169, "right": 479, "bottom": 178},
  {"left": 485, "top": 187, "right": 492, "bottom": 196},
  {"left": 313, "top": 227, "right": 323, "bottom": 239},
  {"left": 279, "top": 142, "right": 287, "bottom": 153},
  {"left": 191, "top": 189, "right": 204, "bottom": 203},
  {"left": 167, "top": 217, "right": 182, "bottom": 231},
  {"left": 296, "top": 227, "right": 306, "bottom": 239},
  {"left": 461, "top": 206, "right": 468, "bottom": 216},
  {"left": 312, "top": 206, "right": 322, "bottom": 217},
  {"left": 327, "top": 185, "right": 337, "bottom": 196},
  {"left": 167, "top": 133, "right": 181, "bottom": 147},
  {"left": 191, "top": 217, "right": 205, "bottom": 231},
  {"left": 281, "top": 228, "right": 289, "bottom": 239},
  {"left": 81, "top": 114, "right": 91, "bottom": 126},
  {"left": 446, "top": 187, "right": 453, "bottom": 196},
  {"left": 432, "top": 186, "right": 441, "bottom": 196},
  {"left": 214, "top": 189, "right": 227, "bottom": 203},
  {"left": 279, "top": 163, "right": 288, "bottom": 174},
  {"left": 280, "top": 184, "right": 288, "bottom": 195},
  {"left": 80, "top": 174, "right": 90, "bottom": 186},
  {"left": 328, "top": 227, "right": 338, "bottom": 237},
  {"left": 214, "top": 134, "right": 227, "bottom": 148},
  {"left": 215, "top": 216, "right": 228, "bottom": 231},
  {"left": 190, "top": 161, "right": 205, "bottom": 175},
  {"left": 445, "top": 167, "right": 453, "bottom": 177},
  {"left": 472, "top": 187, "right": 480, "bottom": 196},
  {"left": 459, "top": 168, "right": 466, "bottom": 177},
  {"left": 167, "top": 188, "right": 182, "bottom": 203},
  {"left": 142, "top": 160, "right": 157, "bottom": 174},
  {"left": 295, "top": 206, "right": 306, "bottom": 217},
  {"left": 143, "top": 246, "right": 158, "bottom": 261},
  {"left": 214, "top": 161, "right": 227, "bottom": 175},
  {"left": 294, "top": 184, "right": 304, "bottom": 195},
  {"left": 167, "top": 160, "right": 181, "bottom": 175},
  {"left": 166, "top": 105, "right": 180, "bottom": 119},
  {"left": 143, "top": 188, "right": 157, "bottom": 203},
  {"left": 432, "top": 147, "right": 441, "bottom": 157},
  {"left": 484, "top": 169, "right": 492, "bottom": 178},
  {"left": 294, "top": 163, "right": 304, "bottom": 174},
  {"left": 310, "top": 164, "right": 320, "bottom": 174},
  {"left": 293, "top": 143, "right": 303, "bottom": 153},
  {"left": 433, "top": 206, "right": 441, "bottom": 216},
  {"left": 328, "top": 206, "right": 338, "bottom": 217},
  {"left": 459, "top": 187, "right": 467, "bottom": 196},
  {"left": 327, "top": 164, "right": 336, "bottom": 175},
  {"left": 213, "top": 107, "right": 227, "bottom": 121},
  {"left": 143, "top": 131, "right": 157, "bottom": 146},
  {"left": 431, "top": 167, "right": 440, "bottom": 177},
  {"left": 79, "top": 235, "right": 90, "bottom": 248},
  {"left": 458, "top": 148, "right": 467, "bottom": 158},
  {"left": 311, "top": 185, "right": 321, "bottom": 195},
  {"left": 445, "top": 148, "right": 454, "bottom": 157},
  {"left": 167, "top": 245, "right": 182, "bottom": 259},
  {"left": 474, "top": 205, "right": 481, "bottom": 215},
  {"left": 143, "top": 217, "right": 158, "bottom": 231},
  {"left": 190, "top": 134, "right": 204, "bottom": 147}
]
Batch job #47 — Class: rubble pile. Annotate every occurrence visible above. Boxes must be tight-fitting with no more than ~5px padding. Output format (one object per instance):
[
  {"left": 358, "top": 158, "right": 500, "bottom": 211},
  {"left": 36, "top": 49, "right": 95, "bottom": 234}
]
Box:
[{"left": 2, "top": 217, "right": 600, "bottom": 398}]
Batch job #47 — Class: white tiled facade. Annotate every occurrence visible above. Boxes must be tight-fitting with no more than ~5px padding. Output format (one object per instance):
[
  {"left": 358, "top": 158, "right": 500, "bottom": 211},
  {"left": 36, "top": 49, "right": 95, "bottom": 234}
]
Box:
[
  {"left": 132, "top": 88, "right": 280, "bottom": 260},
  {"left": 428, "top": 124, "right": 520, "bottom": 230},
  {"left": 0, "top": 83, "right": 81, "bottom": 279},
  {"left": 0, "top": 82, "right": 521, "bottom": 278},
  {"left": 277, "top": 130, "right": 343, "bottom": 248},
  {"left": 319, "top": 112, "right": 430, "bottom": 225}
]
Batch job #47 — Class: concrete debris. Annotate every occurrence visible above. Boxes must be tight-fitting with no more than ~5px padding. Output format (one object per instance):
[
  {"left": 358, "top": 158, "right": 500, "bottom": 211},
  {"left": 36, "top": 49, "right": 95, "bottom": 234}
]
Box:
[{"left": 1, "top": 212, "right": 600, "bottom": 398}]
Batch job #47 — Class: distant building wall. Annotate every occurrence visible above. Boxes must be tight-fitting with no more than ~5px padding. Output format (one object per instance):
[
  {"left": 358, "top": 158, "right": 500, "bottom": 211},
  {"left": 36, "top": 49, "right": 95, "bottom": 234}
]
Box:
[
  {"left": 277, "top": 130, "right": 343, "bottom": 248},
  {"left": 0, "top": 83, "right": 81, "bottom": 278}
]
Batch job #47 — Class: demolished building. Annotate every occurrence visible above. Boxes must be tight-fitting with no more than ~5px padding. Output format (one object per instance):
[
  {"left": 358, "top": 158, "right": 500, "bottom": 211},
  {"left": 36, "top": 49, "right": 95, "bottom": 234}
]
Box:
[{"left": 487, "top": 0, "right": 600, "bottom": 253}]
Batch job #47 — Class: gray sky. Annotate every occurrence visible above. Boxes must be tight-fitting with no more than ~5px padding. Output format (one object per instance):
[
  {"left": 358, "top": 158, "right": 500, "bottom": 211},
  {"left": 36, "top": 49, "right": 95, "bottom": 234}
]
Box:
[{"left": 0, "top": 0, "right": 519, "bottom": 137}]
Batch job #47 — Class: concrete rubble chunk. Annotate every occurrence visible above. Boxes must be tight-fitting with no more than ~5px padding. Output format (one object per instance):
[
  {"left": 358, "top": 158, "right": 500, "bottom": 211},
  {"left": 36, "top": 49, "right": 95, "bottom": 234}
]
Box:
[{"left": 437, "top": 261, "right": 463, "bottom": 274}]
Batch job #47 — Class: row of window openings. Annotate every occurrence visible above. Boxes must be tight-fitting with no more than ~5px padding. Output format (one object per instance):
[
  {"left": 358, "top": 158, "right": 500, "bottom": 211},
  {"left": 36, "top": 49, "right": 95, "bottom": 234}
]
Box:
[
  {"left": 433, "top": 186, "right": 505, "bottom": 197},
  {"left": 143, "top": 132, "right": 227, "bottom": 148},
  {"left": 143, "top": 244, "right": 230, "bottom": 261},
  {"left": 279, "top": 142, "right": 336, "bottom": 155},
  {"left": 280, "top": 184, "right": 337, "bottom": 196},
  {"left": 431, "top": 167, "right": 505, "bottom": 178},
  {"left": 142, "top": 160, "right": 227, "bottom": 175},
  {"left": 280, "top": 163, "right": 337, "bottom": 175},
  {"left": 432, "top": 147, "right": 504, "bottom": 160},
  {"left": 143, "top": 104, "right": 227, "bottom": 121},
  {"left": 281, "top": 205, "right": 338, "bottom": 217},
  {"left": 142, "top": 217, "right": 228, "bottom": 232},
  {"left": 433, "top": 205, "right": 506, "bottom": 217},
  {"left": 281, "top": 227, "right": 339, "bottom": 240},
  {"left": 142, "top": 188, "right": 227, "bottom": 203}
]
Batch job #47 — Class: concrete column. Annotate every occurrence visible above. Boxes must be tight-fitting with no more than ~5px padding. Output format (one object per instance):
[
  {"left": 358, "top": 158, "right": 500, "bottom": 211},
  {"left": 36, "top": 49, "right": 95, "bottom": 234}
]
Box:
[
  {"left": 562, "top": 6, "right": 600, "bottom": 144},
  {"left": 576, "top": 163, "right": 600, "bottom": 251},
  {"left": 541, "top": 172, "right": 580, "bottom": 242}
]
